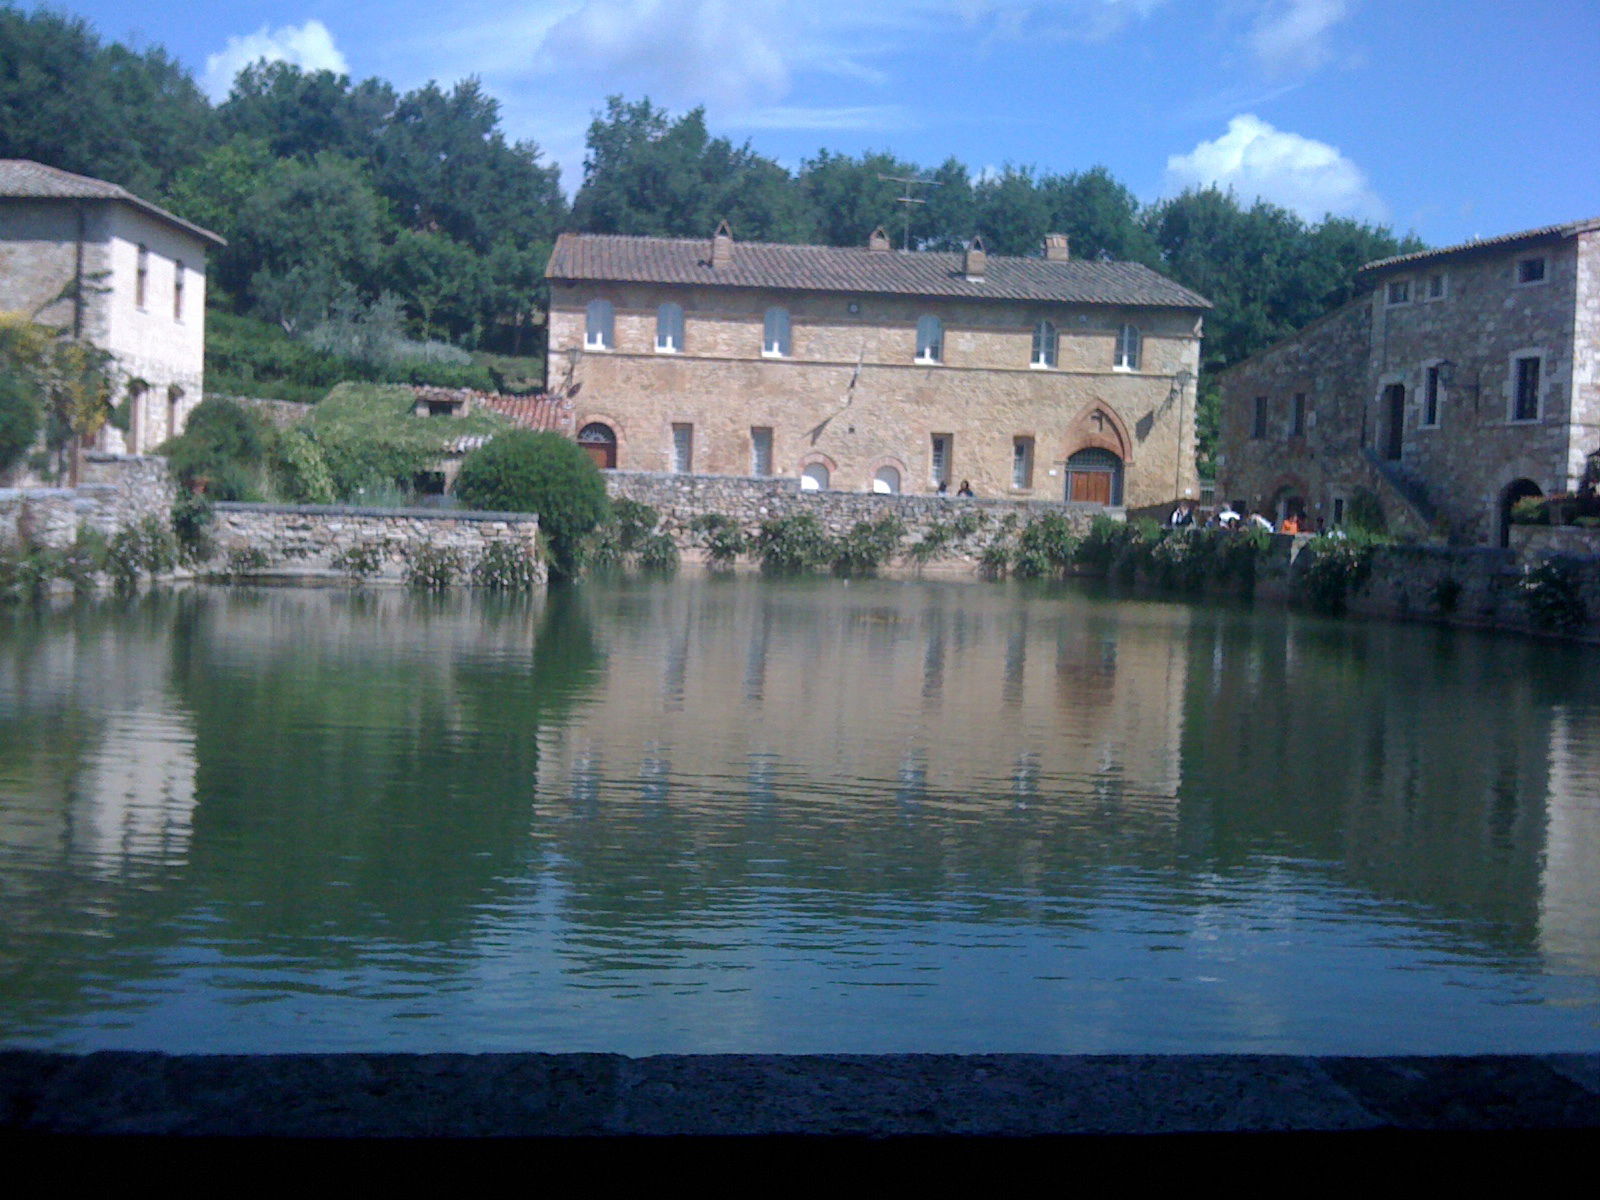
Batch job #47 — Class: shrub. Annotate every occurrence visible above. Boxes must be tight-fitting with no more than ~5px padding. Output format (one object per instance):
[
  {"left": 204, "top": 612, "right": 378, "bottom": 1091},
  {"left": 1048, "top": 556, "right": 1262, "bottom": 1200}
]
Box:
[
  {"left": 1012, "top": 514, "right": 1078, "bottom": 579},
  {"left": 0, "top": 365, "right": 41, "bottom": 475},
  {"left": 611, "top": 497, "right": 661, "bottom": 553},
  {"left": 1518, "top": 560, "right": 1587, "bottom": 632},
  {"left": 831, "top": 516, "right": 904, "bottom": 577},
  {"left": 404, "top": 542, "right": 465, "bottom": 591},
  {"left": 171, "top": 490, "right": 215, "bottom": 564},
  {"left": 978, "top": 538, "right": 1011, "bottom": 579},
  {"left": 1075, "top": 513, "right": 1135, "bottom": 571},
  {"left": 272, "top": 427, "right": 337, "bottom": 505},
  {"left": 331, "top": 540, "right": 386, "bottom": 582},
  {"left": 60, "top": 527, "right": 107, "bottom": 594},
  {"left": 454, "top": 430, "right": 609, "bottom": 578},
  {"left": 107, "top": 516, "right": 177, "bottom": 591},
  {"left": 1299, "top": 534, "right": 1378, "bottom": 613},
  {"left": 637, "top": 531, "right": 680, "bottom": 573},
  {"left": 162, "top": 397, "right": 273, "bottom": 500},
  {"left": 1346, "top": 488, "right": 1387, "bottom": 536},
  {"left": 472, "top": 540, "right": 542, "bottom": 590},
  {"left": 690, "top": 513, "right": 746, "bottom": 567},
  {"left": 0, "top": 541, "right": 58, "bottom": 603},
  {"left": 907, "top": 522, "right": 953, "bottom": 568},
  {"left": 225, "top": 546, "right": 270, "bottom": 577},
  {"left": 756, "top": 513, "right": 833, "bottom": 574}
]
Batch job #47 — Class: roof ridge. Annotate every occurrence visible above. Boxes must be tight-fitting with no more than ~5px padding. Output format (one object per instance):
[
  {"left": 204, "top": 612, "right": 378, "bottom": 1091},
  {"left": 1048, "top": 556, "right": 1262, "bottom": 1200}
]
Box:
[{"left": 1359, "top": 215, "right": 1600, "bottom": 274}]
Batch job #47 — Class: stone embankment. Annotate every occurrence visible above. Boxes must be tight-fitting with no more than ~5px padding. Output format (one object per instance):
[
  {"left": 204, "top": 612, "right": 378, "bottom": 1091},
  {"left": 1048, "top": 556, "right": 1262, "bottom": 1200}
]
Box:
[
  {"left": 0, "top": 453, "right": 174, "bottom": 549},
  {"left": 210, "top": 502, "right": 545, "bottom": 584},
  {"left": 606, "top": 470, "right": 1108, "bottom": 563}
]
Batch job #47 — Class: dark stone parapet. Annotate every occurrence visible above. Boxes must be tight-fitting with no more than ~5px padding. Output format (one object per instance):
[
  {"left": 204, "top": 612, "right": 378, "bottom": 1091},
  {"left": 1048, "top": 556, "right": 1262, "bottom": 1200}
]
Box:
[{"left": 3, "top": 1052, "right": 1597, "bottom": 1137}]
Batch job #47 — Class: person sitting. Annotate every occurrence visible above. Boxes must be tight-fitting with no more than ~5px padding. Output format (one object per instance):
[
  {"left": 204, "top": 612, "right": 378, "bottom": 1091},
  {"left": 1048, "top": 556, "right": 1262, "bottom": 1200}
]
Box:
[
  {"left": 1279, "top": 512, "right": 1301, "bottom": 534},
  {"left": 1212, "top": 501, "right": 1241, "bottom": 528},
  {"left": 956, "top": 480, "right": 974, "bottom": 497},
  {"left": 1246, "top": 509, "right": 1274, "bottom": 531},
  {"left": 1169, "top": 499, "right": 1196, "bottom": 528}
]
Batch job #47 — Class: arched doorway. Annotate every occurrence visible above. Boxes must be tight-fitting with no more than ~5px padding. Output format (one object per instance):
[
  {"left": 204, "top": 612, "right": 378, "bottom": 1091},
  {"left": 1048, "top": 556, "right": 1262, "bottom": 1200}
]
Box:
[
  {"left": 578, "top": 422, "right": 617, "bottom": 469},
  {"left": 801, "top": 463, "right": 829, "bottom": 491},
  {"left": 1064, "top": 447, "right": 1123, "bottom": 506},
  {"left": 1499, "top": 478, "right": 1542, "bottom": 547},
  {"left": 871, "top": 465, "right": 901, "bottom": 494}
]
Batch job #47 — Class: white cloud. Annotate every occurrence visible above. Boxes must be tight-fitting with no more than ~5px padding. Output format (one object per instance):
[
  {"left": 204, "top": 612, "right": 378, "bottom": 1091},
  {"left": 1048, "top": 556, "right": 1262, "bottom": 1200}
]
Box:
[
  {"left": 1164, "top": 114, "right": 1385, "bottom": 222},
  {"left": 1247, "top": 0, "right": 1349, "bottom": 76},
  {"left": 203, "top": 20, "right": 350, "bottom": 100}
]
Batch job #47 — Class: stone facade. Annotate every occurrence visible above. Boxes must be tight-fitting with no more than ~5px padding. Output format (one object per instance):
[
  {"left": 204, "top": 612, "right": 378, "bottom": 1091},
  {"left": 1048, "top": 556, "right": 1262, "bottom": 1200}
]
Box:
[
  {"left": 547, "top": 229, "right": 1207, "bottom": 512},
  {"left": 210, "top": 503, "right": 546, "bottom": 585},
  {"left": 1218, "top": 217, "right": 1600, "bottom": 545},
  {"left": 0, "top": 160, "right": 224, "bottom": 458}
]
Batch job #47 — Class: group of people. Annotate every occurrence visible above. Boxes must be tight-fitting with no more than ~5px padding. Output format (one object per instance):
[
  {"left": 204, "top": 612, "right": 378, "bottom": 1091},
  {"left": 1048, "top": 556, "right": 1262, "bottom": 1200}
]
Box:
[
  {"left": 1168, "top": 498, "right": 1315, "bottom": 534},
  {"left": 935, "top": 480, "right": 976, "bottom": 497}
]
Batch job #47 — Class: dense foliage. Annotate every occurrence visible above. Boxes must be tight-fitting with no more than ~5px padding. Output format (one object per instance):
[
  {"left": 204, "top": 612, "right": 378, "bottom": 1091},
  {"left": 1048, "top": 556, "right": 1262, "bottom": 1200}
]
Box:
[{"left": 453, "top": 431, "right": 610, "bottom": 577}]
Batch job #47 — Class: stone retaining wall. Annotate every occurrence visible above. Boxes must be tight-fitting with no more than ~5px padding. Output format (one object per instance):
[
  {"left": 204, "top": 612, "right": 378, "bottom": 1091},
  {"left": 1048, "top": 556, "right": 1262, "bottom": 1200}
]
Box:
[
  {"left": 1, "top": 454, "right": 174, "bottom": 550},
  {"left": 1512, "top": 525, "right": 1600, "bottom": 558},
  {"left": 211, "top": 502, "right": 545, "bottom": 584},
  {"left": 605, "top": 470, "right": 1114, "bottom": 562}
]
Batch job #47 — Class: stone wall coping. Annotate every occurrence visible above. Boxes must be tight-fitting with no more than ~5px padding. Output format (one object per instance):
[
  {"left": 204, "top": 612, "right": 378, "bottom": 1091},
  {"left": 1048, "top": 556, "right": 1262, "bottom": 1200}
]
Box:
[
  {"left": 0, "top": 487, "right": 76, "bottom": 500},
  {"left": 214, "top": 501, "right": 537, "bottom": 524},
  {"left": 607, "top": 469, "right": 1119, "bottom": 513}
]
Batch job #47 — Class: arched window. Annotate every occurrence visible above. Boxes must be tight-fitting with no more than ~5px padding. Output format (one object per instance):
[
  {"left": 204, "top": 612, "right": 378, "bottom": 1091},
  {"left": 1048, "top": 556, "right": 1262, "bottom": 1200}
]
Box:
[
  {"left": 173, "top": 261, "right": 185, "bottom": 321},
  {"left": 1114, "top": 323, "right": 1141, "bottom": 370},
  {"left": 1065, "top": 447, "right": 1123, "bottom": 506},
  {"left": 872, "top": 465, "right": 901, "bottom": 494},
  {"left": 800, "top": 463, "right": 829, "bottom": 491},
  {"left": 916, "top": 314, "right": 943, "bottom": 363},
  {"left": 763, "top": 307, "right": 791, "bottom": 357},
  {"left": 1031, "top": 320, "right": 1056, "bottom": 368},
  {"left": 585, "top": 299, "right": 613, "bottom": 349},
  {"left": 135, "top": 244, "right": 149, "bottom": 309},
  {"left": 656, "top": 302, "right": 684, "bottom": 352},
  {"left": 578, "top": 422, "right": 618, "bottom": 469}
]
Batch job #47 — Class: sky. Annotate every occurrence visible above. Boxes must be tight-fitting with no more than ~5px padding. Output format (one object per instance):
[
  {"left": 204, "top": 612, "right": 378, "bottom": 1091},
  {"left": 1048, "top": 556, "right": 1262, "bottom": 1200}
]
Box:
[{"left": 30, "top": 0, "right": 1600, "bottom": 248}]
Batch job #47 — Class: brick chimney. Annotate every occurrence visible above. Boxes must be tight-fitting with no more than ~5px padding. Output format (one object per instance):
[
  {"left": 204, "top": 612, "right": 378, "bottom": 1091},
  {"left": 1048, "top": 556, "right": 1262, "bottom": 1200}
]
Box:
[
  {"left": 711, "top": 219, "right": 733, "bottom": 268},
  {"left": 868, "top": 225, "right": 891, "bottom": 252},
  {"left": 964, "top": 236, "right": 987, "bottom": 282},
  {"left": 1044, "top": 232, "right": 1070, "bottom": 261}
]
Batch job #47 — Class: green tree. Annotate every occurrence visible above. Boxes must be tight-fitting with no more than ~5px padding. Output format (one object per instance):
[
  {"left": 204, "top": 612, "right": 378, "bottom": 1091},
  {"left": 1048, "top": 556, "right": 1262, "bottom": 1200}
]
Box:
[
  {"left": 0, "top": 362, "right": 41, "bottom": 475},
  {"left": 218, "top": 61, "right": 395, "bottom": 162},
  {"left": 797, "top": 149, "right": 916, "bottom": 248},
  {"left": 454, "top": 431, "right": 610, "bottom": 577}
]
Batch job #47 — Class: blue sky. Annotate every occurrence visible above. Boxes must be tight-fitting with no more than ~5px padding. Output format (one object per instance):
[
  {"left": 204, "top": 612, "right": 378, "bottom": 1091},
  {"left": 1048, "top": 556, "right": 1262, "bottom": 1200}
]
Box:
[{"left": 33, "top": 1, "right": 1600, "bottom": 248}]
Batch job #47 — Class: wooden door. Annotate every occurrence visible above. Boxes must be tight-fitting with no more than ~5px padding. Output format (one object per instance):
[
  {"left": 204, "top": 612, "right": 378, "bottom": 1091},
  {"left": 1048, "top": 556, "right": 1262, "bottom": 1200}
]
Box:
[{"left": 1069, "top": 470, "right": 1113, "bottom": 505}]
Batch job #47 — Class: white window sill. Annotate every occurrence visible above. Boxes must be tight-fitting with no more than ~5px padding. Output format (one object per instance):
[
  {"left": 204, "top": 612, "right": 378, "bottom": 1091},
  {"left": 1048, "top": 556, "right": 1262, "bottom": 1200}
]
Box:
[
  {"left": 584, "top": 341, "right": 611, "bottom": 351},
  {"left": 761, "top": 349, "right": 788, "bottom": 359},
  {"left": 1029, "top": 360, "right": 1054, "bottom": 370},
  {"left": 915, "top": 355, "right": 943, "bottom": 366},
  {"left": 1112, "top": 363, "right": 1139, "bottom": 373},
  {"left": 655, "top": 345, "right": 679, "bottom": 354}
]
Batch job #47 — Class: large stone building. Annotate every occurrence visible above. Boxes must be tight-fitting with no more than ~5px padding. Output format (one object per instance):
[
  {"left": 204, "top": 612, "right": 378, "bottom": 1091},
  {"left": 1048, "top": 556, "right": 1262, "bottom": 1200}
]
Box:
[
  {"left": 545, "top": 225, "right": 1208, "bottom": 508},
  {"left": 1, "top": 160, "right": 225, "bottom": 457},
  {"left": 1217, "top": 216, "right": 1600, "bottom": 544}
]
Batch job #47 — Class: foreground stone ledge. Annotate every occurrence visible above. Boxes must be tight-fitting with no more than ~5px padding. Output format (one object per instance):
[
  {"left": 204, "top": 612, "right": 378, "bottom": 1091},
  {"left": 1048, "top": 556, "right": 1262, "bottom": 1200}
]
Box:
[{"left": 2, "top": 1052, "right": 1597, "bottom": 1137}]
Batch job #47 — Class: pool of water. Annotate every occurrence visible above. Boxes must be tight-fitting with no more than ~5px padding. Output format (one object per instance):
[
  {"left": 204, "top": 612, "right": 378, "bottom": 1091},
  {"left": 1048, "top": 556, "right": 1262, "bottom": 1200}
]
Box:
[{"left": 2, "top": 577, "right": 1597, "bottom": 1054}]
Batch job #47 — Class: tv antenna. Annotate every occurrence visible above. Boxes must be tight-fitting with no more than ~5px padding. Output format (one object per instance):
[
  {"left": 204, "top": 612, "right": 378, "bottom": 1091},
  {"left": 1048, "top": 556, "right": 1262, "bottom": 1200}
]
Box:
[{"left": 878, "top": 173, "right": 941, "bottom": 252}]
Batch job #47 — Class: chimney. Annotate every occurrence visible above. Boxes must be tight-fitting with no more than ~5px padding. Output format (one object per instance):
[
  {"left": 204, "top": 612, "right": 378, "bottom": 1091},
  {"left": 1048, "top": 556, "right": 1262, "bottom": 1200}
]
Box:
[
  {"left": 963, "top": 236, "right": 987, "bottom": 282},
  {"left": 711, "top": 219, "right": 733, "bottom": 268},
  {"left": 1044, "top": 232, "right": 1070, "bottom": 261},
  {"left": 867, "top": 225, "right": 891, "bottom": 252}
]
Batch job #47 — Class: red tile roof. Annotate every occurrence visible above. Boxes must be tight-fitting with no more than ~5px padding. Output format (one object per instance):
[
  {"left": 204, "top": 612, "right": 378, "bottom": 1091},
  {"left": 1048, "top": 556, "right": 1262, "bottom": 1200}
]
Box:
[{"left": 547, "top": 232, "right": 1210, "bottom": 309}]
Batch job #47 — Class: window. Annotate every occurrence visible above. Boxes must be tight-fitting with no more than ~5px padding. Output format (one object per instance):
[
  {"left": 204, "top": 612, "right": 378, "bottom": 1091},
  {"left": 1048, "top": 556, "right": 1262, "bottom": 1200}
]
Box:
[
  {"left": 1030, "top": 320, "right": 1056, "bottom": 368},
  {"left": 1386, "top": 279, "right": 1410, "bottom": 305},
  {"left": 135, "top": 244, "right": 149, "bottom": 309},
  {"left": 1290, "top": 392, "right": 1306, "bottom": 437},
  {"left": 801, "top": 463, "right": 829, "bottom": 491},
  {"left": 930, "top": 434, "right": 951, "bottom": 489},
  {"left": 585, "top": 299, "right": 613, "bottom": 349},
  {"left": 751, "top": 427, "right": 773, "bottom": 476},
  {"left": 656, "top": 302, "right": 684, "bottom": 352},
  {"left": 916, "top": 315, "right": 943, "bottom": 363},
  {"left": 173, "top": 261, "right": 185, "bottom": 320},
  {"left": 872, "top": 466, "right": 901, "bottom": 494},
  {"left": 1517, "top": 256, "right": 1546, "bottom": 284},
  {"left": 763, "top": 307, "right": 790, "bottom": 357},
  {"left": 1252, "top": 396, "right": 1268, "bottom": 439},
  {"left": 1114, "top": 324, "right": 1141, "bottom": 370},
  {"left": 671, "top": 423, "right": 693, "bottom": 473},
  {"left": 1512, "top": 356, "right": 1541, "bottom": 421},
  {"left": 1012, "top": 437, "right": 1034, "bottom": 489},
  {"left": 1425, "top": 272, "right": 1447, "bottom": 301},
  {"left": 1423, "top": 365, "right": 1442, "bottom": 427}
]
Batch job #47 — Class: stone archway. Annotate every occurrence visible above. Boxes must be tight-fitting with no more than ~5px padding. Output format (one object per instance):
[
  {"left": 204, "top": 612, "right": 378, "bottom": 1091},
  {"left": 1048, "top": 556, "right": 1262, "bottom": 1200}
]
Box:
[
  {"left": 1499, "top": 477, "right": 1542, "bottom": 548},
  {"left": 1064, "top": 447, "right": 1123, "bottom": 506}
]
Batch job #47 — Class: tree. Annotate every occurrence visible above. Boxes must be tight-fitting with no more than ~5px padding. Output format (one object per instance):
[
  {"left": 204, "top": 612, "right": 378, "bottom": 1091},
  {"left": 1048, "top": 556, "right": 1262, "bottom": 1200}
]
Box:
[
  {"left": 0, "top": 362, "right": 41, "bottom": 475},
  {"left": 797, "top": 149, "right": 916, "bottom": 248},
  {"left": 219, "top": 61, "right": 395, "bottom": 162},
  {"left": 454, "top": 431, "right": 610, "bottom": 577},
  {"left": 0, "top": 311, "right": 115, "bottom": 482}
]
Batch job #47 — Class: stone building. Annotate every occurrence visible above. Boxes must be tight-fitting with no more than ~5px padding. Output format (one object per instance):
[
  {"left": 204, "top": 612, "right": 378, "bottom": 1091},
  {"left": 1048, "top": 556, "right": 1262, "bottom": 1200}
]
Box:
[
  {"left": 545, "top": 225, "right": 1208, "bottom": 507},
  {"left": 0, "top": 160, "right": 225, "bottom": 456},
  {"left": 1217, "top": 216, "right": 1600, "bottom": 544}
]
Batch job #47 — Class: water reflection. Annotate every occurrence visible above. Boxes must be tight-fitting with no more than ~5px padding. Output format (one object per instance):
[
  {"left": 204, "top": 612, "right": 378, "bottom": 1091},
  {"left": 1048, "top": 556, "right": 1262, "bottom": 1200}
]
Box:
[{"left": 0, "top": 578, "right": 1597, "bottom": 1054}]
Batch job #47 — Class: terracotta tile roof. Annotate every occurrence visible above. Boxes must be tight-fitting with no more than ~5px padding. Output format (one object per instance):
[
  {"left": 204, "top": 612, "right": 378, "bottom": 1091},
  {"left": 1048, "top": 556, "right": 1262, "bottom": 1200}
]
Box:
[
  {"left": 547, "top": 232, "right": 1210, "bottom": 310},
  {"left": 412, "top": 387, "right": 574, "bottom": 435},
  {"left": 0, "top": 159, "right": 226, "bottom": 247},
  {"left": 1358, "top": 216, "right": 1600, "bottom": 277}
]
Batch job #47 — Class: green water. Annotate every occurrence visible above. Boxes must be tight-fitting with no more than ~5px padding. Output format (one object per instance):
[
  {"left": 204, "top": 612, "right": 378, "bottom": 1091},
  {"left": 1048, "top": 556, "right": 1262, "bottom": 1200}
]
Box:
[{"left": 1, "top": 577, "right": 1597, "bottom": 1054}]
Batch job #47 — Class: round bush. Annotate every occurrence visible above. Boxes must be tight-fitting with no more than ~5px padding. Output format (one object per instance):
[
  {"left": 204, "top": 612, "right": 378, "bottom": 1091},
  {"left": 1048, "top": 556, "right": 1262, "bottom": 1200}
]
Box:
[{"left": 454, "top": 431, "right": 609, "bottom": 576}]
